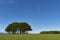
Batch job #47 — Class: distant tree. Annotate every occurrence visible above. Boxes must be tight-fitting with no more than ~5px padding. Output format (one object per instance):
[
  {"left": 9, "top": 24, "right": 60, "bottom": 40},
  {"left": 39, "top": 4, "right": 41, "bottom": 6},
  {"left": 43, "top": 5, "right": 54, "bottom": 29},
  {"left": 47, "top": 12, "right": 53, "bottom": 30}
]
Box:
[
  {"left": 40, "top": 31, "right": 60, "bottom": 34},
  {"left": 5, "top": 22, "right": 32, "bottom": 34}
]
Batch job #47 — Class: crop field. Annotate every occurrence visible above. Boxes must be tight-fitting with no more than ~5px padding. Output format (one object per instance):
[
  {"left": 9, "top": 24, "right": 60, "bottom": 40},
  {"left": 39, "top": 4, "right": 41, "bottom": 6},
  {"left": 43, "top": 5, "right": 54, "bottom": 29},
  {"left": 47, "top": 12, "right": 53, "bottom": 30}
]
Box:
[{"left": 0, "top": 34, "right": 60, "bottom": 40}]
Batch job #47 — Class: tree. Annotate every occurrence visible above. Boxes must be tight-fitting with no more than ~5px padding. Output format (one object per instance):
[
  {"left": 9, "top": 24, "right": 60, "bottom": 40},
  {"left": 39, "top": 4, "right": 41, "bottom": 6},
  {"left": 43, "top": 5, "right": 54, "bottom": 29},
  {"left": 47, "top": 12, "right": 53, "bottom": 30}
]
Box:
[
  {"left": 5, "top": 22, "right": 19, "bottom": 34},
  {"left": 19, "top": 22, "right": 32, "bottom": 34},
  {"left": 40, "top": 31, "right": 60, "bottom": 34},
  {"left": 5, "top": 22, "right": 32, "bottom": 34}
]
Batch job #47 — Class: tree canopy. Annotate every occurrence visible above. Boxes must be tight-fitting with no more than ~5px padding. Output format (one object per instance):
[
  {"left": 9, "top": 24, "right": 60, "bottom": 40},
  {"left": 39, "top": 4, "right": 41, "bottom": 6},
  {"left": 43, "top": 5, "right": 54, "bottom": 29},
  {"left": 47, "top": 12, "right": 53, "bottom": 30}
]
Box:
[{"left": 5, "top": 22, "right": 32, "bottom": 34}]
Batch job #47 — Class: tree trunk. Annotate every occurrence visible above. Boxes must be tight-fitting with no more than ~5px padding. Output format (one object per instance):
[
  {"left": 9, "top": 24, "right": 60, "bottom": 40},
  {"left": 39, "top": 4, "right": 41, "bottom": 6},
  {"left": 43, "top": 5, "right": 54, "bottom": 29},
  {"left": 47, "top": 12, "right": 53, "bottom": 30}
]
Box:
[
  {"left": 12, "top": 31, "right": 15, "bottom": 34},
  {"left": 20, "top": 30, "right": 22, "bottom": 34}
]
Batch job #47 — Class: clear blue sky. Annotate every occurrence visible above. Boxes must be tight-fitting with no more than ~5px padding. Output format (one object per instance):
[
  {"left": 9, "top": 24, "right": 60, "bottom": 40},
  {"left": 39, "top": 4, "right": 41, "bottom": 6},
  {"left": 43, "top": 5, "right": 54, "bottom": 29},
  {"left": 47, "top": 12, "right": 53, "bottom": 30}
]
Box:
[{"left": 0, "top": 0, "right": 60, "bottom": 33}]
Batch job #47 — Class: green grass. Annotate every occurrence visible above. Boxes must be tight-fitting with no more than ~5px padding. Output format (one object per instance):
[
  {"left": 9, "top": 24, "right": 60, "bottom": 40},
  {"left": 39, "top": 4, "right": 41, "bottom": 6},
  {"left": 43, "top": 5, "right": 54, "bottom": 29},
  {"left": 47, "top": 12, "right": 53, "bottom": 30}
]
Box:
[{"left": 0, "top": 34, "right": 60, "bottom": 40}]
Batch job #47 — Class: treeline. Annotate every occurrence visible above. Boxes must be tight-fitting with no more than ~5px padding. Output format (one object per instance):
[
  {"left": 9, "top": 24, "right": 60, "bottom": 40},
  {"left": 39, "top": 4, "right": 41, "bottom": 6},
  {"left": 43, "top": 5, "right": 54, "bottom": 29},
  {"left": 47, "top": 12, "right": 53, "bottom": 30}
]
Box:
[{"left": 40, "top": 31, "right": 60, "bottom": 34}]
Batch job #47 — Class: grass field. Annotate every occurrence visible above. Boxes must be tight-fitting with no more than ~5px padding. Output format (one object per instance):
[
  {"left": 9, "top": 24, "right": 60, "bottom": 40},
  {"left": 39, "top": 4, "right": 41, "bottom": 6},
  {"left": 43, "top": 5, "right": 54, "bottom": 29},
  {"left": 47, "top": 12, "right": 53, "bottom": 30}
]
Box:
[{"left": 0, "top": 34, "right": 60, "bottom": 40}]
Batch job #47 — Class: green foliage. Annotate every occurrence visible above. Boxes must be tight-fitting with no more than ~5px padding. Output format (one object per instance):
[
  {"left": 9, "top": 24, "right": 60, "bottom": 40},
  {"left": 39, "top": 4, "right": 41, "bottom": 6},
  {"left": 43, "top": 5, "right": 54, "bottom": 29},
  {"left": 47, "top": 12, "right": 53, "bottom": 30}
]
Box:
[
  {"left": 5, "top": 22, "right": 32, "bottom": 34},
  {"left": 5, "top": 22, "right": 18, "bottom": 34},
  {"left": 19, "top": 22, "right": 32, "bottom": 34},
  {"left": 40, "top": 31, "right": 60, "bottom": 34}
]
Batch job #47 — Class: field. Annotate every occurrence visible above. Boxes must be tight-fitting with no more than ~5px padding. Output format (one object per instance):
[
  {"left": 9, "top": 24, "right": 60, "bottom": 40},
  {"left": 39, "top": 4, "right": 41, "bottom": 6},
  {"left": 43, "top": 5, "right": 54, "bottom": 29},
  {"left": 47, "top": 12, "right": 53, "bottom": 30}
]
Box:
[{"left": 0, "top": 34, "right": 60, "bottom": 40}]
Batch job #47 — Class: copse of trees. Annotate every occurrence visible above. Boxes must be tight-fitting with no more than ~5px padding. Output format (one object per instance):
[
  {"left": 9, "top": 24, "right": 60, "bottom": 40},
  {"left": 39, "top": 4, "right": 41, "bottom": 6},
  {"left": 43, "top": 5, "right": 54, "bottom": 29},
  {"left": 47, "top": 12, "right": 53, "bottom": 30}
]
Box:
[
  {"left": 40, "top": 31, "right": 60, "bottom": 34},
  {"left": 5, "top": 22, "right": 32, "bottom": 34}
]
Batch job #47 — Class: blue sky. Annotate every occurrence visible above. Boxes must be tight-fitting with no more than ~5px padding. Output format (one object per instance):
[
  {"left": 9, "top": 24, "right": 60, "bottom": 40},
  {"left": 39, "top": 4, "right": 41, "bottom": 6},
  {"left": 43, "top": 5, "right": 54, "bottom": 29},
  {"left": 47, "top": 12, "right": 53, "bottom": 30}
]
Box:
[{"left": 0, "top": 0, "right": 60, "bottom": 33}]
